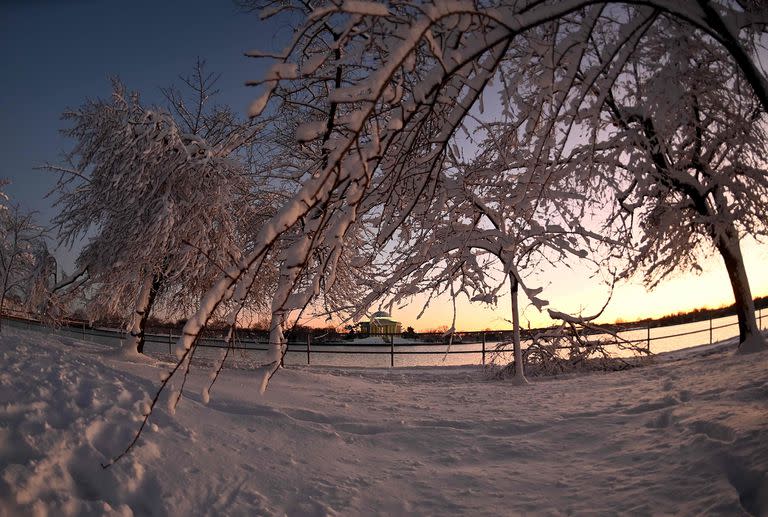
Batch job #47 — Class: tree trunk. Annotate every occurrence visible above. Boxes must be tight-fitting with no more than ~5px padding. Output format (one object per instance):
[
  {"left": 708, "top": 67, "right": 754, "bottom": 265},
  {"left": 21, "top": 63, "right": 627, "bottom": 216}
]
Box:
[
  {"left": 0, "top": 275, "right": 8, "bottom": 332},
  {"left": 0, "top": 291, "right": 6, "bottom": 332},
  {"left": 0, "top": 253, "right": 17, "bottom": 333},
  {"left": 713, "top": 224, "right": 765, "bottom": 354},
  {"left": 509, "top": 273, "right": 529, "bottom": 385},
  {"left": 124, "top": 273, "right": 162, "bottom": 354}
]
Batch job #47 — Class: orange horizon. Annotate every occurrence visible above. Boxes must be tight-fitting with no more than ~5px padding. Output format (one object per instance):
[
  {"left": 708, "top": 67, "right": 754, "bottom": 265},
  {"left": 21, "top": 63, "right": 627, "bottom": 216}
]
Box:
[
  {"left": 299, "top": 290, "right": 768, "bottom": 333},
  {"left": 298, "top": 237, "right": 768, "bottom": 333}
]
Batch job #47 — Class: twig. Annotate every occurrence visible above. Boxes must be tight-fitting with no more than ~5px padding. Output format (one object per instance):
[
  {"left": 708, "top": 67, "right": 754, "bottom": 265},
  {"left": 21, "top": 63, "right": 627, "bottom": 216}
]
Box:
[{"left": 101, "top": 339, "right": 197, "bottom": 468}]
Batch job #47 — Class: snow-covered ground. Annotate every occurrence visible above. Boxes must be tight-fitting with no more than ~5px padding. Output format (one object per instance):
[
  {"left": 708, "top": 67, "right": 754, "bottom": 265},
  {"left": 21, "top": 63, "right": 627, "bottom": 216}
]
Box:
[{"left": 1, "top": 327, "right": 766, "bottom": 516}]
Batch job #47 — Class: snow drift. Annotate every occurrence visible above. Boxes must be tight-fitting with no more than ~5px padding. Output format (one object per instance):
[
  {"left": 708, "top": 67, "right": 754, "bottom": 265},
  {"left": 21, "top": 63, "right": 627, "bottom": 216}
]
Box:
[{"left": 1, "top": 327, "right": 766, "bottom": 515}]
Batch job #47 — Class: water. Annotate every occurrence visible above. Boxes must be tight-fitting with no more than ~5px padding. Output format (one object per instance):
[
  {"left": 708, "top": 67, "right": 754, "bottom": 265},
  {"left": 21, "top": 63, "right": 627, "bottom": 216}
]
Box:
[{"left": 3, "top": 310, "right": 763, "bottom": 368}]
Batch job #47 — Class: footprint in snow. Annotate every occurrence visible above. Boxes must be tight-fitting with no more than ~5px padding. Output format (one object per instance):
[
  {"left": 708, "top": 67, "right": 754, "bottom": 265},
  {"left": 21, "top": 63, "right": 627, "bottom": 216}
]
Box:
[
  {"left": 645, "top": 408, "right": 677, "bottom": 429},
  {"left": 622, "top": 394, "right": 679, "bottom": 414},
  {"left": 688, "top": 420, "right": 736, "bottom": 443}
]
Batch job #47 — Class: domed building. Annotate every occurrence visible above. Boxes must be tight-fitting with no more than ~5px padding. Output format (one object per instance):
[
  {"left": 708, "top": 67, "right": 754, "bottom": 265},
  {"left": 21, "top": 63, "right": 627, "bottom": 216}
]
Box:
[{"left": 359, "top": 310, "right": 402, "bottom": 335}]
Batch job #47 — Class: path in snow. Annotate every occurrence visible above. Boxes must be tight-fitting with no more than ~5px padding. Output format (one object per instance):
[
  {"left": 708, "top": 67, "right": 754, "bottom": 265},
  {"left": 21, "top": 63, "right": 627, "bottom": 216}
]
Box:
[{"left": 1, "top": 328, "right": 767, "bottom": 515}]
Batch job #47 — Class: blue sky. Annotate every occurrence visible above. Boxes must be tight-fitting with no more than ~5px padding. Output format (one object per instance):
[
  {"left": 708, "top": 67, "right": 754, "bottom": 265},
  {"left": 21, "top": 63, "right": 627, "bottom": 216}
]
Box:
[{"left": 0, "top": 0, "right": 284, "bottom": 271}]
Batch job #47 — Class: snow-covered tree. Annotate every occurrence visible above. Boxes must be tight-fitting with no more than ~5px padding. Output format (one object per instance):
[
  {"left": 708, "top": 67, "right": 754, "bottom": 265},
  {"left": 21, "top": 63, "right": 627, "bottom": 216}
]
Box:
[
  {"left": 103, "top": 0, "right": 768, "bottom": 466},
  {"left": 51, "top": 78, "right": 267, "bottom": 354},
  {"left": 141, "top": 0, "right": 767, "bottom": 391},
  {"left": 0, "top": 186, "right": 50, "bottom": 328},
  {"left": 438, "top": 5, "right": 768, "bottom": 352},
  {"left": 571, "top": 15, "right": 768, "bottom": 352},
  {"left": 348, "top": 136, "right": 610, "bottom": 383},
  {"left": 484, "top": 6, "right": 768, "bottom": 352}
]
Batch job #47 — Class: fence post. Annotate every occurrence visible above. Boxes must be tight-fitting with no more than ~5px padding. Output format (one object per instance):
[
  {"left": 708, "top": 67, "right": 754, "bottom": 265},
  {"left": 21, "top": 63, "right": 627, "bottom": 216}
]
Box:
[
  {"left": 390, "top": 338, "right": 394, "bottom": 368},
  {"left": 709, "top": 318, "right": 713, "bottom": 345},
  {"left": 760, "top": 308, "right": 763, "bottom": 330},
  {"left": 306, "top": 334, "right": 311, "bottom": 365},
  {"left": 168, "top": 328, "right": 172, "bottom": 356},
  {"left": 646, "top": 324, "right": 650, "bottom": 351},
  {"left": 482, "top": 332, "right": 486, "bottom": 366}
]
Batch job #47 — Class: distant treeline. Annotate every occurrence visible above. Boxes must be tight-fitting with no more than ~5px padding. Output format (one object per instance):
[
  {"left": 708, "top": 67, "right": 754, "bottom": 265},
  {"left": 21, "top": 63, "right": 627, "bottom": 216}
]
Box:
[
  {"left": 79, "top": 295, "right": 767, "bottom": 342},
  {"left": 611, "top": 295, "right": 768, "bottom": 330}
]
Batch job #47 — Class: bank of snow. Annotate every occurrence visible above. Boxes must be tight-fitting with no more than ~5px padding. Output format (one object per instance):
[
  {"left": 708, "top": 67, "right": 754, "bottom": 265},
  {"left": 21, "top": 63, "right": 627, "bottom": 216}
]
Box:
[{"left": 1, "top": 328, "right": 767, "bottom": 516}]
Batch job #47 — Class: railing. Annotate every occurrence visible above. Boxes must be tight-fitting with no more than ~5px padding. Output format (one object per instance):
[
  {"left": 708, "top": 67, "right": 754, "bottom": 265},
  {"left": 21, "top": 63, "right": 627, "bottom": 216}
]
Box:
[{"left": 1, "top": 306, "right": 764, "bottom": 368}]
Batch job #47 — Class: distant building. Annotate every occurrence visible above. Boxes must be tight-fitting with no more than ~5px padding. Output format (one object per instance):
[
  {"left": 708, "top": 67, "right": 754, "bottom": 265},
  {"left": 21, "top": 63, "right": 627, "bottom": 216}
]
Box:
[{"left": 359, "top": 310, "right": 402, "bottom": 335}]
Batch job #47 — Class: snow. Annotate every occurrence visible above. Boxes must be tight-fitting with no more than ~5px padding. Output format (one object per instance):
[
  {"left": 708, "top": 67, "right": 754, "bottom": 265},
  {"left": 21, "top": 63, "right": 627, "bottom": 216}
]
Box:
[
  {"left": 264, "top": 63, "right": 298, "bottom": 81},
  {"left": 738, "top": 333, "right": 767, "bottom": 355},
  {"left": 1, "top": 326, "right": 767, "bottom": 515}
]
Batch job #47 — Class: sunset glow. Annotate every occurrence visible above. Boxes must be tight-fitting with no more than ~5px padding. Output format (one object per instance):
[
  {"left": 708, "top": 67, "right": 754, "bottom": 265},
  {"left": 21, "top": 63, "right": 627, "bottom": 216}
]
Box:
[{"left": 386, "top": 238, "right": 768, "bottom": 332}]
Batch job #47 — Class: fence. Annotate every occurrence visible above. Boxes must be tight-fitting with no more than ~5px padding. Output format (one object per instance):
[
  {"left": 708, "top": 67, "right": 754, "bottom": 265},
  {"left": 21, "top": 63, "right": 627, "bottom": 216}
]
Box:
[{"left": 1, "top": 307, "right": 764, "bottom": 368}]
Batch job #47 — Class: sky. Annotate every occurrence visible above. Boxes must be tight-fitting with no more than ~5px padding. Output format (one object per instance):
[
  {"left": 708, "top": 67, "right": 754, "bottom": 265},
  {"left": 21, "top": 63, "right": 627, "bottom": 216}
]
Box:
[
  {"left": 384, "top": 236, "right": 768, "bottom": 331},
  {"left": 0, "top": 0, "right": 280, "bottom": 249},
  {"left": 1, "top": 0, "right": 766, "bottom": 332}
]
